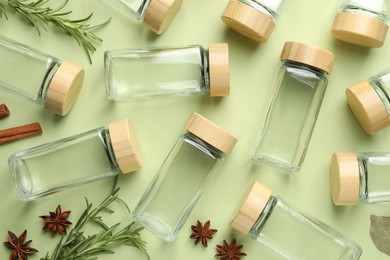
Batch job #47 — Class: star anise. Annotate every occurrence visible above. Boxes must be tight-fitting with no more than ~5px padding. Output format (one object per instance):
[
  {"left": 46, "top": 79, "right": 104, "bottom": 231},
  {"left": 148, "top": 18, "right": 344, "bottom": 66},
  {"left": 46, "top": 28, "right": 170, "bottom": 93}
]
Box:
[
  {"left": 190, "top": 220, "right": 218, "bottom": 247},
  {"left": 39, "top": 204, "right": 72, "bottom": 236},
  {"left": 215, "top": 238, "right": 247, "bottom": 260},
  {"left": 4, "top": 229, "right": 38, "bottom": 260}
]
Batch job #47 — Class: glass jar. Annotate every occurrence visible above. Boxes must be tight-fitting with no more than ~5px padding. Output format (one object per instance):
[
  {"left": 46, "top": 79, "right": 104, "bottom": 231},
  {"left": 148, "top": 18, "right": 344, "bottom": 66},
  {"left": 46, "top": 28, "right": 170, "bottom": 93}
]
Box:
[
  {"left": 8, "top": 119, "right": 141, "bottom": 201},
  {"left": 346, "top": 68, "right": 390, "bottom": 135},
  {"left": 331, "top": 152, "right": 390, "bottom": 205},
  {"left": 105, "top": 0, "right": 183, "bottom": 34},
  {"left": 0, "top": 35, "right": 84, "bottom": 116},
  {"left": 133, "top": 112, "right": 237, "bottom": 241},
  {"left": 104, "top": 43, "right": 229, "bottom": 100},
  {"left": 221, "top": 0, "right": 288, "bottom": 43},
  {"left": 331, "top": 0, "right": 390, "bottom": 48},
  {"left": 253, "top": 41, "right": 335, "bottom": 172},
  {"left": 231, "top": 181, "right": 363, "bottom": 259}
]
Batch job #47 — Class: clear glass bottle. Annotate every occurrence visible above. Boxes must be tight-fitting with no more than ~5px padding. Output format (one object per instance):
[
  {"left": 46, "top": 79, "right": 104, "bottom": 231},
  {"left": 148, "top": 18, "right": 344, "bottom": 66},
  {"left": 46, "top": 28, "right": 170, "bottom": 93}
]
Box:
[
  {"left": 331, "top": 152, "right": 390, "bottom": 205},
  {"left": 346, "top": 68, "right": 390, "bottom": 135},
  {"left": 331, "top": 0, "right": 390, "bottom": 48},
  {"left": 0, "top": 35, "right": 85, "bottom": 116},
  {"left": 221, "top": 0, "right": 288, "bottom": 43},
  {"left": 104, "top": 0, "right": 183, "bottom": 34},
  {"left": 231, "top": 181, "right": 363, "bottom": 259},
  {"left": 8, "top": 119, "right": 141, "bottom": 201},
  {"left": 104, "top": 43, "right": 230, "bottom": 100},
  {"left": 133, "top": 112, "right": 237, "bottom": 241},
  {"left": 253, "top": 42, "right": 335, "bottom": 172}
]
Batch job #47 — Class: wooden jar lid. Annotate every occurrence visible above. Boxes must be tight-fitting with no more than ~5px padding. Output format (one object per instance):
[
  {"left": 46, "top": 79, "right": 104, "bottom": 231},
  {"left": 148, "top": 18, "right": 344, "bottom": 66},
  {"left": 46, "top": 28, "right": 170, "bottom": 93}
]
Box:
[
  {"left": 208, "top": 43, "right": 230, "bottom": 97},
  {"left": 346, "top": 80, "right": 390, "bottom": 135},
  {"left": 331, "top": 12, "right": 388, "bottom": 48},
  {"left": 230, "top": 181, "right": 272, "bottom": 234},
  {"left": 45, "top": 61, "right": 84, "bottom": 116},
  {"left": 143, "top": 0, "right": 183, "bottom": 34},
  {"left": 109, "top": 119, "right": 142, "bottom": 174},
  {"left": 330, "top": 152, "right": 360, "bottom": 205},
  {"left": 280, "top": 42, "right": 335, "bottom": 74},
  {"left": 221, "top": 0, "right": 275, "bottom": 43},
  {"left": 185, "top": 112, "right": 237, "bottom": 154}
]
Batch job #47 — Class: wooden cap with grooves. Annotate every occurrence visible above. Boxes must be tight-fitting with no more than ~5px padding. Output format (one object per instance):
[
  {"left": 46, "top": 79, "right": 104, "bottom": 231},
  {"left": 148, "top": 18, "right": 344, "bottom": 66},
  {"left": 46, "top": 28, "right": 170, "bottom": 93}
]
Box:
[
  {"left": 221, "top": 0, "right": 275, "bottom": 43},
  {"left": 208, "top": 43, "right": 230, "bottom": 97},
  {"left": 185, "top": 112, "right": 237, "bottom": 154},
  {"left": 143, "top": 0, "right": 183, "bottom": 34},
  {"left": 280, "top": 42, "right": 335, "bottom": 74},
  {"left": 346, "top": 80, "right": 390, "bottom": 135},
  {"left": 44, "top": 61, "right": 84, "bottom": 116},
  {"left": 230, "top": 181, "right": 272, "bottom": 234},
  {"left": 109, "top": 119, "right": 142, "bottom": 174},
  {"left": 331, "top": 12, "right": 388, "bottom": 48},
  {"left": 330, "top": 152, "right": 360, "bottom": 205}
]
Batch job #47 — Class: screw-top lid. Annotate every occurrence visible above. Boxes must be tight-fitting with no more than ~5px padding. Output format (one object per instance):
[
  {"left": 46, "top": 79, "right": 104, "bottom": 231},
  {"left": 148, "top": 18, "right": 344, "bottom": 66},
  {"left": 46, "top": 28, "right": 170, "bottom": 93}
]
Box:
[
  {"left": 184, "top": 112, "right": 237, "bottom": 154},
  {"left": 331, "top": 12, "right": 388, "bottom": 48},
  {"left": 330, "top": 152, "right": 360, "bottom": 206},
  {"left": 221, "top": 0, "right": 275, "bottom": 43},
  {"left": 108, "top": 119, "right": 142, "bottom": 174},
  {"left": 44, "top": 61, "right": 84, "bottom": 116},
  {"left": 346, "top": 80, "right": 390, "bottom": 135},
  {"left": 143, "top": 0, "right": 183, "bottom": 34},
  {"left": 280, "top": 42, "right": 335, "bottom": 74},
  {"left": 208, "top": 43, "right": 230, "bottom": 97},
  {"left": 230, "top": 181, "right": 272, "bottom": 234}
]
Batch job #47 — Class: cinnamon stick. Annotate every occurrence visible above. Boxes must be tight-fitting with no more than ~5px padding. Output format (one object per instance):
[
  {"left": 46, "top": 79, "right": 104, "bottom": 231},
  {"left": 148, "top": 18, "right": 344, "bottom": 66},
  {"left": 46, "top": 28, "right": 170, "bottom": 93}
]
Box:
[
  {"left": 0, "top": 103, "right": 10, "bottom": 119},
  {"left": 0, "top": 122, "right": 42, "bottom": 144}
]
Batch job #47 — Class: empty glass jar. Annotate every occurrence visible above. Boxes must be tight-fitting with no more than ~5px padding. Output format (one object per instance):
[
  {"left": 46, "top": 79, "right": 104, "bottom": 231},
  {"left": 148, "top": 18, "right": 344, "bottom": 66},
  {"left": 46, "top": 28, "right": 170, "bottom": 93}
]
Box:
[
  {"left": 104, "top": 43, "right": 229, "bottom": 101},
  {"left": 231, "top": 181, "right": 363, "bottom": 259}
]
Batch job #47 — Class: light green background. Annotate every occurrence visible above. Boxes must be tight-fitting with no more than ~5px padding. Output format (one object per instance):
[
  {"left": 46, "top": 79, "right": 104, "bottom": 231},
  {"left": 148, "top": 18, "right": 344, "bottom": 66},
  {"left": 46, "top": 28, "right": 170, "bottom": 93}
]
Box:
[{"left": 0, "top": 0, "right": 390, "bottom": 259}]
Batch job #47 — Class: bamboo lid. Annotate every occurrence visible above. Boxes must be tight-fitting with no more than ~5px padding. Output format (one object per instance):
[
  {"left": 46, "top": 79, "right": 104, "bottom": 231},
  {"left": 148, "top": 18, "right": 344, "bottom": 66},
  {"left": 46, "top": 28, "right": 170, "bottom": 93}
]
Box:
[
  {"left": 332, "top": 12, "right": 388, "bottom": 48},
  {"left": 109, "top": 119, "right": 142, "bottom": 174},
  {"left": 221, "top": 0, "right": 275, "bottom": 43},
  {"left": 44, "top": 61, "right": 84, "bottom": 116},
  {"left": 143, "top": 0, "right": 183, "bottom": 34},
  {"left": 208, "top": 43, "right": 230, "bottom": 97},
  {"left": 185, "top": 112, "right": 237, "bottom": 154},
  {"left": 230, "top": 181, "right": 272, "bottom": 234},
  {"left": 280, "top": 42, "right": 335, "bottom": 74},
  {"left": 330, "top": 152, "right": 360, "bottom": 205},
  {"left": 346, "top": 80, "right": 390, "bottom": 135}
]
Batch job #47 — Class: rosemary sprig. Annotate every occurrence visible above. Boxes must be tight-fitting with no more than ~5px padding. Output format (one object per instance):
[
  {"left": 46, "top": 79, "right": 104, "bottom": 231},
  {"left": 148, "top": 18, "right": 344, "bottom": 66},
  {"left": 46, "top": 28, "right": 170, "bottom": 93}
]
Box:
[
  {"left": 0, "top": 0, "right": 110, "bottom": 63},
  {"left": 41, "top": 188, "right": 150, "bottom": 260}
]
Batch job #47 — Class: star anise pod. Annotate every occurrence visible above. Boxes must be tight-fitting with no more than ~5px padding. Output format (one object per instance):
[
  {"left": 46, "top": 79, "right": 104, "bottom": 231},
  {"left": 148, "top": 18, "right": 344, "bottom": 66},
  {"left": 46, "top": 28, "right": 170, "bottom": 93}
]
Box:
[
  {"left": 215, "top": 238, "right": 247, "bottom": 260},
  {"left": 190, "top": 220, "right": 218, "bottom": 247},
  {"left": 39, "top": 204, "right": 72, "bottom": 236},
  {"left": 4, "top": 229, "right": 38, "bottom": 260}
]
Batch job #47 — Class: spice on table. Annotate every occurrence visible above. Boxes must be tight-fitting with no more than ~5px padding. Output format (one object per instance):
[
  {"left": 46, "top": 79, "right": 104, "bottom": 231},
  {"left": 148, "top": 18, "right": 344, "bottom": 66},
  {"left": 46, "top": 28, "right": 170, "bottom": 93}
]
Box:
[
  {"left": 39, "top": 205, "right": 72, "bottom": 236},
  {"left": 190, "top": 220, "right": 218, "bottom": 247},
  {"left": 0, "top": 122, "right": 42, "bottom": 144},
  {"left": 0, "top": 103, "right": 9, "bottom": 119},
  {"left": 3, "top": 229, "right": 39, "bottom": 260},
  {"left": 215, "top": 238, "right": 247, "bottom": 260}
]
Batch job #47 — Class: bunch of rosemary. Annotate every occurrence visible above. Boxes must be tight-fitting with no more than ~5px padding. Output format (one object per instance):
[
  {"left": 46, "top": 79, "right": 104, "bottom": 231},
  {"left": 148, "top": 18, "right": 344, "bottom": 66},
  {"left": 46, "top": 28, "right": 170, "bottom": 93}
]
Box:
[
  {"left": 0, "top": 0, "right": 110, "bottom": 63},
  {"left": 41, "top": 188, "right": 150, "bottom": 260}
]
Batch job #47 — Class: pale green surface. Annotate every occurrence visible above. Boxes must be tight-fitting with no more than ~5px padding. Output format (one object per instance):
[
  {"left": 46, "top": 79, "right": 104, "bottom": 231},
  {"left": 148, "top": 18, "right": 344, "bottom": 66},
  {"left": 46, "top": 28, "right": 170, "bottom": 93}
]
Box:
[{"left": 0, "top": 0, "right": 390, "bottom": 259}]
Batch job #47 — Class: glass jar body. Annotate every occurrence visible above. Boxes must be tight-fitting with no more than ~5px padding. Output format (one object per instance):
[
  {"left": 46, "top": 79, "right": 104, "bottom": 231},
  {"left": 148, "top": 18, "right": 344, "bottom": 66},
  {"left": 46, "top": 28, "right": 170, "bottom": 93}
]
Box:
[
  {"left": 238, "top": 0, "right": 287, "bottom": 19},
  {"left": 132, "top": 132, "right": 224, "bottom": 241},
  {"left": 369, "top": 69, "right": 390, "bottom": 116},
  {"left": 105, "top": 45, "right": 209, "bottom": 100},
  {"left": 105, "top": 0, "right": 150, "bottom": 20},
  {"left": 339, "top": 0, "right": 390, "bottom": 21},
  {"left": 0, "top": 36, "right": 60, "bottom": 105},
  {"left": 253, "top": 61, "right": 328, "bottom": 171},
  {"left": 8, "top": 128, "right": 120, "bottom": 201},
  {"left": 250, "top": 195, "right": 362, "bottom": 259}
]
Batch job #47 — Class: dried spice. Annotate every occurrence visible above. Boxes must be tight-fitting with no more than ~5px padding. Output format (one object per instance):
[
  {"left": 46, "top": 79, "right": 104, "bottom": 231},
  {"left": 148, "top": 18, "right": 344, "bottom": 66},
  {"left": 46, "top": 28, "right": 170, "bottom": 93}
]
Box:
[
  {"left": 0, "top": 103, "right": 10, "bottom": 119},
  {"left": 0, "top": 122, "right": 42, "bottom": 144},
  {"left": 39, "top": 204, "right": 72, "bottom": 236},
  {"left": 215, "top": 238, "right": 247, "bottom": 260},
  {"left": 3, "top": 229, "right": 38, "bottom": 260},
  {"left": 190, "top": 220, "right": 217, "bottom": 247},
  {"left": 370, "top": 214, "right": 390, "bottom": 256}
]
